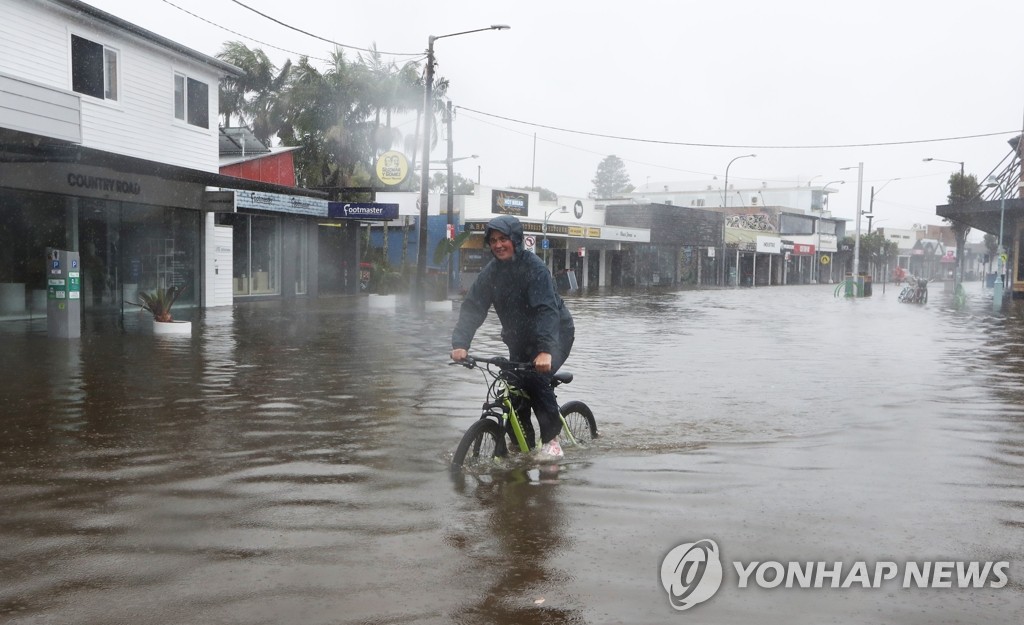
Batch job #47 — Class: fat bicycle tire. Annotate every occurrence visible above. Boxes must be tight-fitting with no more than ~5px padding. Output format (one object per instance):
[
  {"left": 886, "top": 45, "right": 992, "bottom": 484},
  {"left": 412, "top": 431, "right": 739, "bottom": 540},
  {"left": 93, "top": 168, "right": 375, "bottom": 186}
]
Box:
[
  {"left": 558, "top": 400, "right": 598, "bottom": 446},
  {"left": 452, "top": 419, "right": 507, "bottom": 469}
]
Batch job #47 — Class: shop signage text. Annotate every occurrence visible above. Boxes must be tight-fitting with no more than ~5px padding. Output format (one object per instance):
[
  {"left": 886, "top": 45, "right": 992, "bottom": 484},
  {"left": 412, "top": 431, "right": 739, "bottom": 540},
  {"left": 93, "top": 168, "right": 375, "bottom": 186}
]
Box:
[{"left": 328, "top": 202, "right": 399, "bottom": 220}]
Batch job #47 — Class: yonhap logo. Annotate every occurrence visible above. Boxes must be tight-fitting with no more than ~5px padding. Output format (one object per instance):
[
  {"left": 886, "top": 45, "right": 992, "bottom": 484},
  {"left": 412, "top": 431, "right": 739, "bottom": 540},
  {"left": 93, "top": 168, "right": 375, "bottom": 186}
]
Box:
[
  {"left": 659, "top": 539, "right": 723, "bottom": 611},
  {"left": 660, "top": 539, "right": 1010, "bottom": 613}
]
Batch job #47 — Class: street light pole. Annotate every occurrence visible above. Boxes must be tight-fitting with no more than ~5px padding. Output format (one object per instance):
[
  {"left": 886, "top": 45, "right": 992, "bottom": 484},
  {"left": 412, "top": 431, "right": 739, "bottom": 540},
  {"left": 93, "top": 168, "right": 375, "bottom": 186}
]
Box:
[
  {"left": 923, "top": 157, "right": 964, "bottom": 179},
  {"left": 723, "top": 154, "right": 756, "bottom": 287},
  {"left": 993, "top": 177, "right": 1008, "bottom": 311},
  {"left": 445, "top": 101, "right": 455, "bottom": 293},
  {"left": 542, "top": 205, "right": 568, "bottom": 266},
  {"left": 723, "top": 154, "right": 756, "bottom": 208},
  {"left": 841, "top": 163, "right": 865, "bottom": 281},
  {"left": 415, "top": 25, "right": 509, "bottom": 312},
  {"left": 866, "top": 178, "right": 900, "bottom": 234}
]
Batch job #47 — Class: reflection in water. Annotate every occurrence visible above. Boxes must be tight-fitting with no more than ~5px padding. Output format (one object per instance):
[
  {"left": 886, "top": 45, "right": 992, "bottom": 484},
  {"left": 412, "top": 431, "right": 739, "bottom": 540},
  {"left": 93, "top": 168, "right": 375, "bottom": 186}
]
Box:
[
  {"left": 0, "top": 286, "right": 1022, "bottom": 624},
  {"left": 448, "top": 466, "right": 581, "bottom": 625}
]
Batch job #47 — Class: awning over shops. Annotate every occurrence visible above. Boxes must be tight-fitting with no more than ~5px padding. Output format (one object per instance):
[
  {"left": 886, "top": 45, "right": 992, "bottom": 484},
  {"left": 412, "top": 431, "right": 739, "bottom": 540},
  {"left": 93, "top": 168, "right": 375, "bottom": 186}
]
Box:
[
  {"left": 0, "top": 129, "right": 327, "bottom": 201},
  {"left": 936, "top": 199, "right": 1024, "bottom": 235}
]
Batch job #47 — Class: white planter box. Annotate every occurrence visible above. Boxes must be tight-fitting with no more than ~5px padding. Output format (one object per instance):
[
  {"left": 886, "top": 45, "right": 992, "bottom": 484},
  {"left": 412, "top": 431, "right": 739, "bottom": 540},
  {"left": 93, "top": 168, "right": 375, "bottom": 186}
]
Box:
[
  {"left": 0, "top": 283, "right": 26, "bottom": 314},
  {"left": 153, "top": 320, "right": 192, "bottom": 335},
  {"left": 145, "top": 318, "right": 192, "bottom": 336},
  {"left": 425, "top": 299, "right": 452, "bottom": 312},
  {"left": 367, "top": 294, "right": 396, "bottom": 309}
]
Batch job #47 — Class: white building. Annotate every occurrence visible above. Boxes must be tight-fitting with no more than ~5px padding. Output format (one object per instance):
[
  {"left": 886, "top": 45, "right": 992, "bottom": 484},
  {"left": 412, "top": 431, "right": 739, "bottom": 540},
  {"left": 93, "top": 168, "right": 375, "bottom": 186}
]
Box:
[{"left": 0, "top": 0, "right": 335, "bottom": 323}]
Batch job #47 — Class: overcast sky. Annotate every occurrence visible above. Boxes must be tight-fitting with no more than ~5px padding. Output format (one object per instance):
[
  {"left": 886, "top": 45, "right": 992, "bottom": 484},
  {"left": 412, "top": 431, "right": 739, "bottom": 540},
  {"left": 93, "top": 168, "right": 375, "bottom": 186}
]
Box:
[{"left": 83, "top": 0, "right": 1024, "bottom": 237}]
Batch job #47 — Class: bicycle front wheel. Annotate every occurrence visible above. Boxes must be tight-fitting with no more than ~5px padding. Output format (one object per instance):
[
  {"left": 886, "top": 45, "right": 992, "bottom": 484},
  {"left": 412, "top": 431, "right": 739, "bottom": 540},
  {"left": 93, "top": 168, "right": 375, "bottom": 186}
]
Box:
[
  {"left": 452, "top": 419, "right": 506, "bottom": 469},
  {"left": 558, "top": 400, "right": 598, "bottom": 447}
]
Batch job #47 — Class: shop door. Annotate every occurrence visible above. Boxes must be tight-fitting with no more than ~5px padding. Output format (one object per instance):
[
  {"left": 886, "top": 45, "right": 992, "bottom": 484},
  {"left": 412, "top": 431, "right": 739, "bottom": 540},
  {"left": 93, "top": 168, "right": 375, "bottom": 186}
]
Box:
[{"left": 209, "top": 225, "right": 233, "bottom": 307}]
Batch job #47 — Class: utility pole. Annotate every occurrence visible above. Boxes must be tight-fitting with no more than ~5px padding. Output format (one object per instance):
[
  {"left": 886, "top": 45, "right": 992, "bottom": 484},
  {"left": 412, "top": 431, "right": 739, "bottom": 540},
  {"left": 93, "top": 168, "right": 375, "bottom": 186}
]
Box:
[{"left": 445, "top": 101, "right": 455, "bottom": 293}]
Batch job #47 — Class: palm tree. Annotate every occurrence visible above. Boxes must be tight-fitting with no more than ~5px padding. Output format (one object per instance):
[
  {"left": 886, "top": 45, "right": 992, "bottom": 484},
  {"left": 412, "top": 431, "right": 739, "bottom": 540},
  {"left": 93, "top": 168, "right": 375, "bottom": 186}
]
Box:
[
  {"left": 358, "top": 46, "right": 423, "bottom": 266},
  {"left": 216, "top": 42, "right": 291, "bottom": 143},
  {"left": 278, "top": 50, "right": 375, "bottom": 190}
]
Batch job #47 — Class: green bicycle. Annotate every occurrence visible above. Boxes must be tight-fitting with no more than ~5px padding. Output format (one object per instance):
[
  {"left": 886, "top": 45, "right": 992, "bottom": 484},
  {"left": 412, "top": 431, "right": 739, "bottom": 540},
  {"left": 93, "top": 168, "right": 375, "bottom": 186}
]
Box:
[{"left": 450, "top": 355, "right": 599, "bottom": 470}]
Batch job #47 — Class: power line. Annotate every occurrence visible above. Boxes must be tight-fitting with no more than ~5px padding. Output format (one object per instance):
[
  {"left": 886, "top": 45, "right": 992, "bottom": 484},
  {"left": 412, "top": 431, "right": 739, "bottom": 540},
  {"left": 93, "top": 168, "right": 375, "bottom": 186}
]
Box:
[
  {"left": 227, "top": 0, "right": 421, "bottom": 57},
  {"left": 159, "top": 0, "right": 332, "bottom": 62},
  {"left": 456, "top": 106, "right": 1019, "bottom": 150},
  {"left": 158, "top": 0, "right": 422, "bottom": 62}
]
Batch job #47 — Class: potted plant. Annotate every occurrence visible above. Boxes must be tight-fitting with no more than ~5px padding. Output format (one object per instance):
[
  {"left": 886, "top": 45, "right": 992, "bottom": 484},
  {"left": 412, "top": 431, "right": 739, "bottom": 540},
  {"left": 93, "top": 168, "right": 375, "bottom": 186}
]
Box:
[
  {"left": 131, "top": 285, "right": 191, "bottom": 335},
  {"left": 367, "top": 262, "right": 403, "bottom": 309}
]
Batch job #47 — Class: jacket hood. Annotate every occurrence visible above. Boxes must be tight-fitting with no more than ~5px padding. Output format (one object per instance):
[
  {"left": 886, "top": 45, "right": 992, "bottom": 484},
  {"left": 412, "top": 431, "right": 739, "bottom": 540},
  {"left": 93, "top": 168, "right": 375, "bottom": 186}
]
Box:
[{"left": 485, "top": 215, "right": 525, "bottom": 255}]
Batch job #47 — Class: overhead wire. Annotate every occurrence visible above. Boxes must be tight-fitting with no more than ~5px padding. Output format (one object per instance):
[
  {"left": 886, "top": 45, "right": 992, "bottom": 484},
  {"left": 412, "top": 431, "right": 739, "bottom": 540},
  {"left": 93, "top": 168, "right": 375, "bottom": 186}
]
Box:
[
  {"left": 158, "top": 0, "right": 422, "bottom": 62},
  {"left": 458, "top": 106, "right": 1024, "bottom": 150},
  {"left": 226, "top": 0, "right": 421, "bottom": 57}
]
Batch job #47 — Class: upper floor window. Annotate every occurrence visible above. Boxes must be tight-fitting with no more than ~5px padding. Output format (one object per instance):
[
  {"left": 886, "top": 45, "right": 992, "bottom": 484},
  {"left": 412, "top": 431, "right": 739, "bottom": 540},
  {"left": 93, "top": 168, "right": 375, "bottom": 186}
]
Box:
[
  {"left": 174, "top": 73, "right": 209, "bottom": 128},
  {"left": 71, "top": 34, "right": 118, "bottom": 101}
]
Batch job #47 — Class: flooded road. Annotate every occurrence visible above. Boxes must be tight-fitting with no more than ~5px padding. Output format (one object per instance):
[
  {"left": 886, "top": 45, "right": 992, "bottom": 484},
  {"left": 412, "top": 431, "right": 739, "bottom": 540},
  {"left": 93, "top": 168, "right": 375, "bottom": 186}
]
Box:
[{"left": 1, "top": 283, "right": 1022, "bottom": 624}]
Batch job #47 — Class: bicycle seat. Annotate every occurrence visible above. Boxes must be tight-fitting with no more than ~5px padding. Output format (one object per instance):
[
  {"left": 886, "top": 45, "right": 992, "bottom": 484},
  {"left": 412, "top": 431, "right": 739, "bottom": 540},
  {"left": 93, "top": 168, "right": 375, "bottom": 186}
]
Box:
[{"left": 552, "top": 371, "right": 573, "bottom": 386}]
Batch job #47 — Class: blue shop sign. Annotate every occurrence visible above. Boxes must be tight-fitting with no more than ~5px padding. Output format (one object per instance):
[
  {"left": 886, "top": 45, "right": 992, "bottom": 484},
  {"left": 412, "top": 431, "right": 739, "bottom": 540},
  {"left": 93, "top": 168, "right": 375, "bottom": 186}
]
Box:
[{"left": 328, "top": 202, "right": 399, "bottom": 221}]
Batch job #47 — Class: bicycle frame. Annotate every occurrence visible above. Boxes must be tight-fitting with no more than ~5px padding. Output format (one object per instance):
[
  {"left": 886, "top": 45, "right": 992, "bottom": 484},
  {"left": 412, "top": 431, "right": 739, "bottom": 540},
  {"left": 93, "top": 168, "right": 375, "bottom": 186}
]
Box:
[{"left": 464, "top": 356, "right": 579, "bottom": 452}]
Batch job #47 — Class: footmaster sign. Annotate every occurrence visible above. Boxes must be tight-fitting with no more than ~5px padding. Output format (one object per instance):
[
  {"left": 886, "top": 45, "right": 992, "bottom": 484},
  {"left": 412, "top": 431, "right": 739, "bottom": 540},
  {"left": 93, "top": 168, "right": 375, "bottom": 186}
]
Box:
[{"left": 328, "top": 202, "right": 399, "bottom": 220}]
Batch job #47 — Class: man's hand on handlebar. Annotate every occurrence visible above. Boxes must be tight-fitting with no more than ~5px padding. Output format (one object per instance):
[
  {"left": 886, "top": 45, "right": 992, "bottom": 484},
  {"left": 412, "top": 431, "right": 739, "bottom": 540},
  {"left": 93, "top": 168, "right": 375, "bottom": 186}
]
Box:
[
  {"left": 451, "top": 348, "right": 469, "bottom": 363},
  {"left": 533, "top": 352, "right": 552, "bottom": 374}
]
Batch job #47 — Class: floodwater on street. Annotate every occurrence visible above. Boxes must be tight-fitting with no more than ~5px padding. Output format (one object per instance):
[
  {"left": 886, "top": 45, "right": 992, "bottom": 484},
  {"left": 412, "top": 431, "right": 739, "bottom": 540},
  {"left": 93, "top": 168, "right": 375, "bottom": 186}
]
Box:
[{"left": 1, "top": 282, "right": 1023, "bottom": 624}]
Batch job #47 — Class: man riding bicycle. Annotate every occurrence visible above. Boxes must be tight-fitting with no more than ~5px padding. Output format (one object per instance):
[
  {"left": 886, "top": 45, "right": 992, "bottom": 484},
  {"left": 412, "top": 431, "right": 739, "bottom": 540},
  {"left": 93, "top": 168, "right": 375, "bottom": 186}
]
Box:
[{"left": 450, "top": 215, "right": 575, "bottom": 461}]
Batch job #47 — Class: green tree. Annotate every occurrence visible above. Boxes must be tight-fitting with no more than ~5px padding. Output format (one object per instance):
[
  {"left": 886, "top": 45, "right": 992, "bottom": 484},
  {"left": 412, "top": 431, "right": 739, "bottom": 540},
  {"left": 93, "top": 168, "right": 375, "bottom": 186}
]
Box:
[
  {"left": 859, "top": 231, "right": 898, "bottom": 279},
  {"left": 590, "top": 155, "right": 633, "bottom": 199},
  {"left": 216, "top": 42, "right": 291, "bottom": 143},
  {"left": 358, "top": 44, "right": 420, "bottom": 157},
  {"left": 983, "top": 233, "right": 998, "bottom": 274},
  {"left": 944, "top": 171, "right": 981, "bottom": 288},
  {"left": 277, "top": 51, "right": 374, "bottom": 189},
  {"left": 430, "top": 172, "right": 475, "bottom": 194}
]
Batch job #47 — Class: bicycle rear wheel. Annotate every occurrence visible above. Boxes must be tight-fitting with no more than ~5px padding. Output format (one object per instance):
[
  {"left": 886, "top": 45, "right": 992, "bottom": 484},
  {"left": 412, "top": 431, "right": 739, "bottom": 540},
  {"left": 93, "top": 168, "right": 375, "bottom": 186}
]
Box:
[
  {"left": 452, "top": 419, "right": 506, "bottom": 469},
  {"left": 558, "top": 400, "right": 598, "bottom": 447}
]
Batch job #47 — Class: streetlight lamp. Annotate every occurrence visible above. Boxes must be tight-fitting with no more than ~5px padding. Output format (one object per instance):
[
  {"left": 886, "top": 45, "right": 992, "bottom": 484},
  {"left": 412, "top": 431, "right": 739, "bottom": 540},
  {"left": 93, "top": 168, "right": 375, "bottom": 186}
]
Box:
[
  {"left": 415, "top": 25, "right": 509, "bottom": 311},
  {"left": 840, "top": 162, "right": 865, "bottom": 284},
  {"left": 542, "top": 205, "right": 568, "bottom": 265},
  {"left": 866, "top": 178, "right": 900, "bottom": 233},
  {"left": 819, "top": 180, "right": 844, "bottom": 211},
  {"left": 429, "top": 154, "right": 479, "bottom": 166},
  {"left": 723, "top": 154, "right": 756, "bottom": 208},
  {"left": 923, "top": 157, "right": 964, "bottom": 178}
]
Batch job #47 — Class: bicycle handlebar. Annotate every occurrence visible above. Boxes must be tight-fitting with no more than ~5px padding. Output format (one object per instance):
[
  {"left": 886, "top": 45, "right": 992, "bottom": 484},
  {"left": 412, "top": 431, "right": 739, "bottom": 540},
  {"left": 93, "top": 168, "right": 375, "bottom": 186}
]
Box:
[{"left": 450, "top": 354, "right": 534, "bottom": 371}]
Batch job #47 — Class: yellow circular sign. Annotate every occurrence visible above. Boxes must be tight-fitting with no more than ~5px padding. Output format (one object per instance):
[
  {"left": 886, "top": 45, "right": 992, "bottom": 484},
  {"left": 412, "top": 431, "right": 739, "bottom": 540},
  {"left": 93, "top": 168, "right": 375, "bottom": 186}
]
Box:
[
  {"left": 375, "top": 150, "right": 409, "bottom": 186},
  {"left": 820, "top": 255, "right": 831, "bottom": 265}
]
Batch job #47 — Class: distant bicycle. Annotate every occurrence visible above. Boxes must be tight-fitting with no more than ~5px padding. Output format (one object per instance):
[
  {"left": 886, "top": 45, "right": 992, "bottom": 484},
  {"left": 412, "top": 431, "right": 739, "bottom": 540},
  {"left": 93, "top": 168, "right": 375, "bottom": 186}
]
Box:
[
  {"left": 898, "top": 277, "right": 929, "bottom": 304},
  {"left": 450, "top": 355, "right": 598, "bottom": 470}
]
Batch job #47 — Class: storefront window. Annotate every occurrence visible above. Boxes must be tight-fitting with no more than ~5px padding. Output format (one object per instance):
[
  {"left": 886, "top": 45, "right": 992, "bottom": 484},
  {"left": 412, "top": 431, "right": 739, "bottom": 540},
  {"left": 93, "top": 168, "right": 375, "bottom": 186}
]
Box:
[
  {"left": 0, "top": 189, "right": 198, "bottom": 320},
  {"left": 119, "top": 202, "right": 199, "bottom": 309},
  {"left": 295, "top": 222, "right": 308, "bottom": 295},
  {"left": 0, "top": 190, "right": 65, "bottom": 319},
  {"left": 221, "top": 213, "right": 280, "bottom": 296}
]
